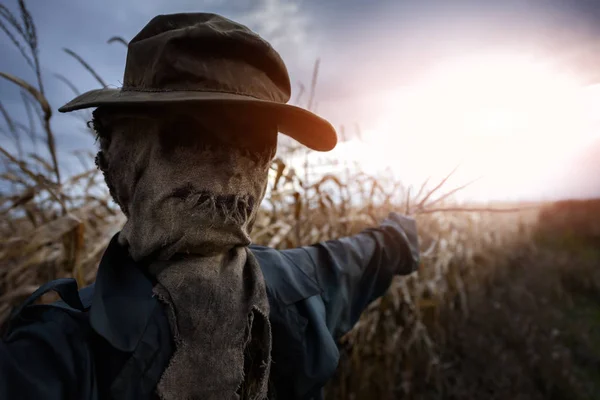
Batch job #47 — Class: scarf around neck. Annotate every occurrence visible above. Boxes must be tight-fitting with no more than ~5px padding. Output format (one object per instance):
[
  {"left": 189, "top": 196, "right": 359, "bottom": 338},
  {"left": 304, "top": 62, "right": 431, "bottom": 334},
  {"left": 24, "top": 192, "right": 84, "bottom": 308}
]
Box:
[{"left": 152, "top": 248, "right": 272, "bottom": 400}]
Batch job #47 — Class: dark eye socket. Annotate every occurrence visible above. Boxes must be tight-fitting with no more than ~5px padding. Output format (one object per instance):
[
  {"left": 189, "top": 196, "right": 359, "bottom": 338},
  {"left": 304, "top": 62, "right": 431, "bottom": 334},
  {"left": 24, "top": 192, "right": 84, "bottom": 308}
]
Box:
[
  {"left": 157, "top": 112, "right": 277, "bottom": 160},
  {"left": 158, "top": 118, "right": 216, "bottom": 155}
]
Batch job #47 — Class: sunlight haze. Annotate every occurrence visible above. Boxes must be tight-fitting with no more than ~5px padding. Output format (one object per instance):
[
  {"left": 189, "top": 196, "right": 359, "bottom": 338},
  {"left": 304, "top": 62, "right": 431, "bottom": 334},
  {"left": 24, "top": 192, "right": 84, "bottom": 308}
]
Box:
[
  {"left": 1, "top": 0, "right": 600, "bottom": 202},
  {"left": 298, "top": 53, "right": 600, "bottom": 202}
]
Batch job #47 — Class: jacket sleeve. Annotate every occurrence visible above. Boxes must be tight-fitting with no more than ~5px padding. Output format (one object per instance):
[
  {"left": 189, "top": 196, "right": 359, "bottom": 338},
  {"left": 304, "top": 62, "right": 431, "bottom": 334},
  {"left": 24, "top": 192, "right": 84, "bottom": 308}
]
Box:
[
  {"left": 0, "top": 307, "right": 96, "bottom": 399},
  {"left": 284, "top": 212, "right": 420, "bottom": 341}
]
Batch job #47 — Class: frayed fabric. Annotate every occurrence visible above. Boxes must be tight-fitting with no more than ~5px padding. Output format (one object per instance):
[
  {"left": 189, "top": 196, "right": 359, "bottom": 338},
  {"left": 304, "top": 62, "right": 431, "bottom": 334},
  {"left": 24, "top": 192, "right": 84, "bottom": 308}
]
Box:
[
  {"left": 152, "top": 248, "right": 271, "bottom": 400},
  {"left": 238, "top": 306, "right": 272, "bottom": 400}
]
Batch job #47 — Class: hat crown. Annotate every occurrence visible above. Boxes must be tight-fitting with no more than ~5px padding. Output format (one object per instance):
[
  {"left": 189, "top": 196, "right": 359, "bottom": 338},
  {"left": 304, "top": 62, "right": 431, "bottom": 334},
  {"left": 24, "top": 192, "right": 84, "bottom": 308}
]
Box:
[
  {"left": 58, "top": 13, "right": 337, "bottom": 152},
  {"left": 122, "top": 13, "right": 291, "bottom": 103}
]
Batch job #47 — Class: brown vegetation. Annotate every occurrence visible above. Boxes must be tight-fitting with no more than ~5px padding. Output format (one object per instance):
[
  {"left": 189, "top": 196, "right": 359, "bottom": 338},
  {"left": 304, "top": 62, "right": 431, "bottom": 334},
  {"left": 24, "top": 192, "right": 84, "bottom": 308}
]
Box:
[{"left": 1, "top": 2, "right": 600, "bottom": 399}]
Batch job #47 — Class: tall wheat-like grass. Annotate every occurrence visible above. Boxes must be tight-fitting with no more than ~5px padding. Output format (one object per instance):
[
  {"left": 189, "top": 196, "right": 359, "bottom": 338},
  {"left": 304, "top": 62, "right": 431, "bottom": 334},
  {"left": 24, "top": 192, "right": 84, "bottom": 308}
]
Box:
[{"left": 2, "top": 2, "right": 599, "bottom": 399}]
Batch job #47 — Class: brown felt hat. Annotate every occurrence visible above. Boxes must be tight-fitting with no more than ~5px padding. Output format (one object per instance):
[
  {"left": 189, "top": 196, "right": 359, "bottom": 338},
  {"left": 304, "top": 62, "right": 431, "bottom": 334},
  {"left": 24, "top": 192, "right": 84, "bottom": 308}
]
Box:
[{"left": 58, "top": 13, "right": 337, "bottom": 151}]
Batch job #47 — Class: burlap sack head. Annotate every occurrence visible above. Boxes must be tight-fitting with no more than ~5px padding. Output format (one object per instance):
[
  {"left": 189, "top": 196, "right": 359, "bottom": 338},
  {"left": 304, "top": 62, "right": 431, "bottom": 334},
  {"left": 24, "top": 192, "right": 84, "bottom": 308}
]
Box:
[
  {"left": 93, "top": 104, "right": 276, "bottom": 260},
  {"left": 93, "top": 104, "right": 276, "bottom": 400}
]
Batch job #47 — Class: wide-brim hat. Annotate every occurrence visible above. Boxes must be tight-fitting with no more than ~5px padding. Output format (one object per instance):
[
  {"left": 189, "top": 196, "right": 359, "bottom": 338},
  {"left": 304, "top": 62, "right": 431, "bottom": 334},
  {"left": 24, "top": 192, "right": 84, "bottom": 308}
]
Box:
[{"left": 58, "top": 13, "right": 337, "bottom": 152}]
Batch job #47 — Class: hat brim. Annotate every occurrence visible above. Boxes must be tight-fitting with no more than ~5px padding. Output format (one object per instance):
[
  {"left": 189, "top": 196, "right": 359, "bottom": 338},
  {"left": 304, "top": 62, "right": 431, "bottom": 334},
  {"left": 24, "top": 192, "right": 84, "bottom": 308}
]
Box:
[{"left": 58, "top": 88, "right": 337, "bottom": 152}]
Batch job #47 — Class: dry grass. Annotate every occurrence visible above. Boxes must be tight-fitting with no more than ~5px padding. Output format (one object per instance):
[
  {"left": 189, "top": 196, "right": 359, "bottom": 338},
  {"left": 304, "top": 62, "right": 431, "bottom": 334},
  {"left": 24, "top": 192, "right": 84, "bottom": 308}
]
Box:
[
  {"left": 2, "top": 2, "right": 600, "bottom": 399},
  {"left": 326, "top": 205, "right": 600, "bottom": 400}
]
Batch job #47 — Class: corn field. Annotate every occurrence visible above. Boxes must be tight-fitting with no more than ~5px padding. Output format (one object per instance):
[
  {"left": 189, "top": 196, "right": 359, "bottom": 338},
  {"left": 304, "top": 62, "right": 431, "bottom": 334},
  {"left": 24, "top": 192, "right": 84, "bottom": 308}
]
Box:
[{"left": 1, "top": 2, "right": 600, "bottom": 399}]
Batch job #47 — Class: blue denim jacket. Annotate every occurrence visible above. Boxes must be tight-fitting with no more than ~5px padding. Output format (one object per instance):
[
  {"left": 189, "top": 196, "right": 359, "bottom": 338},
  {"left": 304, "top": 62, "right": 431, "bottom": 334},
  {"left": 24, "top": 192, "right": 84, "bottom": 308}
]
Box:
[{"left": 0, "top": 213, "right": 419, "bottom": 400}]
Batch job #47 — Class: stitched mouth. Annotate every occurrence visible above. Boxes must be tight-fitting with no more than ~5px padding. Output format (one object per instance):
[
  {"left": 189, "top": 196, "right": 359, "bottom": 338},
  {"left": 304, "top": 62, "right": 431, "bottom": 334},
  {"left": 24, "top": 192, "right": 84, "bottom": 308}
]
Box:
[{"left": 171, "top": 184, "right": 255, "bottom": 221}]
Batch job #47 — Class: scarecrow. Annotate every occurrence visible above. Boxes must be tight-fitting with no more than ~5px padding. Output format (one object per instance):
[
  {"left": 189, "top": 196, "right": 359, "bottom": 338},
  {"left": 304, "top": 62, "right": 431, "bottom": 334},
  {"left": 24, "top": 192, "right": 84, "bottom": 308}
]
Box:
[{"left": 0, "top": 13, "right": 420, "bottom": 400}]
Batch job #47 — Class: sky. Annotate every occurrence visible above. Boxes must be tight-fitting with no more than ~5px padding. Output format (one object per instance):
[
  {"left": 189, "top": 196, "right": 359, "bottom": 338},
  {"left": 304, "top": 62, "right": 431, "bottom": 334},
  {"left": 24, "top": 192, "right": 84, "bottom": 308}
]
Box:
[{"left": 1, "top": 0, "right": 600, "bottom": 202}]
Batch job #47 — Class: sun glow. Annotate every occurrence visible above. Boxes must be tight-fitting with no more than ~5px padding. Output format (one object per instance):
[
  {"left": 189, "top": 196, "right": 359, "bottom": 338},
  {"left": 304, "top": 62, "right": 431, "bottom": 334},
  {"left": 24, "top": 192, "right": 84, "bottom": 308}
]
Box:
[{"left": 323, "top": 53, "right": 596, "bottom": 201}]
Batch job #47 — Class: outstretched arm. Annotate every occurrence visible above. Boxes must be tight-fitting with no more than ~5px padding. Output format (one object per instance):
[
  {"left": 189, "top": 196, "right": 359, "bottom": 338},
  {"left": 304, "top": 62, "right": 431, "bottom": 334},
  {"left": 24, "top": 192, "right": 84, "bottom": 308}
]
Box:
[{"left": 282, "top": 212, "right": 420, "bottom": 341}]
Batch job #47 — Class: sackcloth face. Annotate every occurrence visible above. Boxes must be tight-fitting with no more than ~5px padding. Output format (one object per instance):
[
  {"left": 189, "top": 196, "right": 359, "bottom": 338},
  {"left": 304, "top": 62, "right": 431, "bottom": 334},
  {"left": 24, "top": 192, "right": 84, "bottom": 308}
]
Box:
[{"left": 99, "top": 107, "right": 276, "bottom": 400}]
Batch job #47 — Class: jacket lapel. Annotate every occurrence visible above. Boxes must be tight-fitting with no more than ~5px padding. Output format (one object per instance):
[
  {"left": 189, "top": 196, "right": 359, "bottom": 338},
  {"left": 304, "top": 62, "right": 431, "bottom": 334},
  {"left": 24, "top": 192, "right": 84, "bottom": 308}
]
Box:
[{"left": 89, "top": 233, "right": 158, "bottom": 353}]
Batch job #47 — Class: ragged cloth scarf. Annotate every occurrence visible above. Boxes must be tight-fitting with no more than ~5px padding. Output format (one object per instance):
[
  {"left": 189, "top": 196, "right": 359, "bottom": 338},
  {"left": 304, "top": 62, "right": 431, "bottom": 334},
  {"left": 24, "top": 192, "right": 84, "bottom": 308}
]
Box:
[
  {"left": 151, "top": 249, "right": 271, "bottom": 400},
  {"left": 98, "top": 110, "right": 275, "bottom": 399}
]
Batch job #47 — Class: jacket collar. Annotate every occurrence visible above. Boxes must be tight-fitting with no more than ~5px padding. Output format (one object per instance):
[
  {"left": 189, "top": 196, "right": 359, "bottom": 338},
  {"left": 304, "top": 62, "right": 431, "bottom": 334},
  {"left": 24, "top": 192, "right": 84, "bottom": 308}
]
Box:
[{"left": 90, "top": 233, "right": 158, "bottom": 352}]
